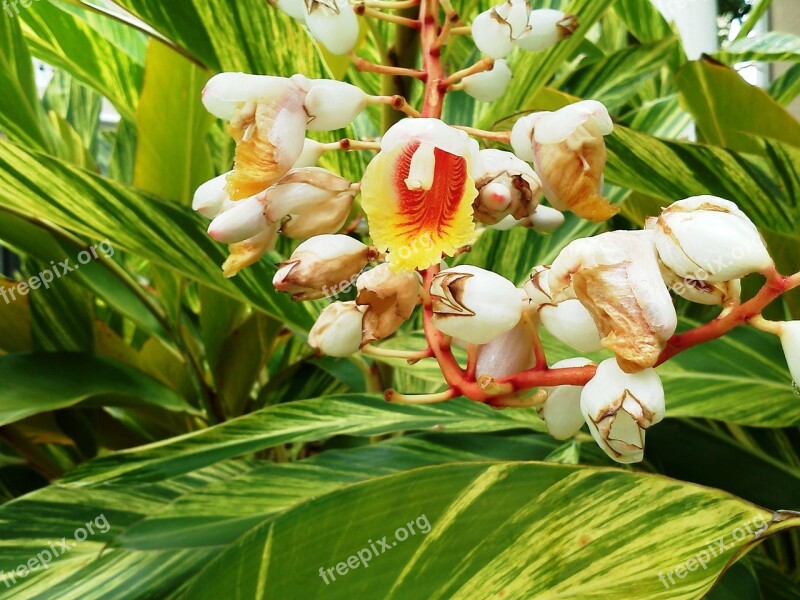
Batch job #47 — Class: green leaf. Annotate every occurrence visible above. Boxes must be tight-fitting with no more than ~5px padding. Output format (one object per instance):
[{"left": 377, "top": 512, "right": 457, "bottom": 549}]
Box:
[
  {"left": 676, "top": 59, "right": 800, "bottom": 153},
  {"left": 0, "top": 353, "right": 199, "bottom": 425},
  {"left": 21, "top": 0, "right": 144, "bottom": 121},
  {"left": 769, "top": 63, "right": 800, "bottom": 105},
  {"left": 604, "top": 125, "right": 797, "bottom": 234},
  {"left": 60, "top": 395, "right": 543, "bottom": 485},
  {"left": 133, "top": 40, "right": 214, "bottom": 205},
  {"left": 614, "top": 0, "right": 674, "bottom": 44},
  {"left": 0, "top": 7, "right": 56, "bottom": 152},
  {"left": 619, "top": 95, "right": 692, "bottom": 139},
  {"left": 717, "top": 32, "right": 800, "bottom": 64},
  {"left": 114, "top": 0, "right": 327, "bottom": 76},
  {"left": 0, "top": 139, "right": 316, "bottom": 331},
  {"left": 563, "top": 38, "right": 679, "bottom": 111},
  {"left": 181, "top": 462, "right": 797, "bottom": 599}
]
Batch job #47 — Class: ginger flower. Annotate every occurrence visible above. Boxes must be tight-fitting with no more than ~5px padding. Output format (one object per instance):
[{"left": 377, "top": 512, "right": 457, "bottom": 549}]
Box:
[{"left": 360, "top": 119, "right": 479, "bottom": 271}]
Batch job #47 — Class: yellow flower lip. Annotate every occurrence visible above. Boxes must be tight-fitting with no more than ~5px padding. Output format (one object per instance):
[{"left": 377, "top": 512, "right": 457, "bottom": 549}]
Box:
[{"left": 361, "top": 123, "right": 478, "bottom": 272}]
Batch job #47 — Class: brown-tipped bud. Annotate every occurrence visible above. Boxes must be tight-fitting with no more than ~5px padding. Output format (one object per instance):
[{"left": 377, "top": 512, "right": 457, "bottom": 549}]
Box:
[
  {"left": 355, "top": 264, "right": 421, "bottom": 346},
  {"left": 273, "top": 234, "right": 375, "bottom": 301},
  {"left": 281, "top": 193, "right": 353, "bottom": 240},
  {"left": 264, "top": 167, "right": 354, "bottom": 222}
]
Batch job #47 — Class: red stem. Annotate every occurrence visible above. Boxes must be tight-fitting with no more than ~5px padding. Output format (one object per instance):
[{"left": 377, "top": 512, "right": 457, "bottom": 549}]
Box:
[{"left": 419, "top": 0, "right": 445, "bottom": 118}]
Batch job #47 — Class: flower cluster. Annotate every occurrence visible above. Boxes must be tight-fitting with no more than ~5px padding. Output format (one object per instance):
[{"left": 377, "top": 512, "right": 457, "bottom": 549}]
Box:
[{"left": 193, "top": 1, "right": 800, "bottom": 465}]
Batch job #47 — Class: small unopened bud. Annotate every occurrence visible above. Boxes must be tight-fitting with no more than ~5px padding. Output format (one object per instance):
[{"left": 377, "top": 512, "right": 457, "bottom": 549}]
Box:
[
  {"left": 473, "top": 149, "right": 541, "bottom": 225},
  {"left": 779, "top": 321, "right": 800, "bottom": 384},
  {"left": 273, "top": 234, "right": 375, "bottom": 300},
  {"left": 522, "top": 265, "right": 603, "bottom": 353},
  {"left": 652, "top": 196, "right": 773, "bottom": 283},
  {"left": 293, "top": 76, "right": 369, "bottom": 131},
  {"left": 580, "top": 358, "right": 665, "bottom": 464},
  {"left": 356, "top": 264, "right": 421, "bottom": 345},
  {"left": 462, "top": 60, "right": 513, "bottom": 103},
  {"left": 472, "top": 1, "right": 528, "bottom": 59},
  {"left": 538, "top": 357, "right": 593, "bottom": 440},
  {"left": 207, "top": 194, "right": 268, "bottom": 243},
  {"left": 431, "top": 265, "right": 523, "bottom": 345},
  {"left": 304, "top": 0, "right": 359, "bottom": 55},
  {"left": 475, "top": 322, "right": 535, "bottom": 380},
  {"left": 293, "top": 138, "right": 326, "bottom": 168},
  {"left": 308, "top": 301, "right": 365, "bottom": 357},
  {"left": 282, "top": 193, "right": 353, "bottom": 240},
  {"left": 193, "top": 172, "right": 234, "bottom": 219},
  {"left": 264, "top": 167, "right": 354, "bottom": 222},
  {"left": 515, "top": 9, "right": 578, "bottom": 52},
  {"left": 528, "top": 205, "right": 565, "bottom": 233}
]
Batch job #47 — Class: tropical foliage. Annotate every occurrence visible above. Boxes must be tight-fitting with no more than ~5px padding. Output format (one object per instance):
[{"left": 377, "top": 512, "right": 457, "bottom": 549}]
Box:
[{"left": 0, "top": 0, "right": 798, "bottom": 598}]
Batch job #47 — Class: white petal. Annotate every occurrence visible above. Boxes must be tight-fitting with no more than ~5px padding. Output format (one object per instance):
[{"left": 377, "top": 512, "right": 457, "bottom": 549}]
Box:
[
  {"left": 273, "top": 0, "right": 306, "bottom": 22},
  {"left": 514, "top": 9, "right": 566, "bottom": 51},
  {"left": 193, "top": 172, "right": 232, "bottom": 219},
  {"left": 462, "top": 59, "right": 513, "bottom": 102},
  {"left": 472, "top": 9, "right": 514, "bottom": 59},
  {"left": 305, "top": 0, "right": 359, "bottom": 55},
  {"left": 488, "top": 214, "right": 522, "bottom": 231},
  {"left": 533, "top": 100, "right": 613, "bottom": 145},
  {"left": 405, "top": 142, "right": 437, "bottom": 191},
  {"left": 300, "top": 78, "right": 368, "bottom": 131},
  {"left": 207, "top": 196, "right": 268, "bottom": 243},
  {"left": 495, "top": 0, "right": 531, "bottom": 38},
  {"left": 267, "top": 97, "right": 310, "bottom": 174},
  {"left": 475, "top": 322, "right": 534, "bottom": 379},
  {"left": 294, "top": 233, "right": 368, "bottom": 260},
  {"left": 539, "top": 357, "right": 593, "bottom": 439},
  {"left": 293, "top": 138, "right": 326, "bottom": 168},
  {"left": 540, "top": 299, "right": 603, "bottom": 353},
  {"left": 529, "top": 205, "right": 565, "bottom": 233},
  {"left": 780, "top": 321, "right": 800, "bottom": 384},
  {"left": 474, "top": 148, "right": 538, "bottom": 180},
  {"left": 380, "top": 118, "right": 479, "bottom": 161},
  {"left": 510, "top": 113, "right": 549, "bottom": 162},
  {"left": 202, "top": 73, "right": 294, "bottom": 120}
]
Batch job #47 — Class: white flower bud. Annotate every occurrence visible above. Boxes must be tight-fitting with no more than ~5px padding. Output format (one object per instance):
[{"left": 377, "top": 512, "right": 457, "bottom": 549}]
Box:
[
  {"left": 659, "top": 261, "right": 742, "bottom": 306},
  {"left": 475, "top": 322, "right": 535, "bottom": 379},
  {"left": 580, "top": 358, "right": 665, "bottom": 464},
  {"left": 549, "top": 230, "right": 677, "bottom": 372},
  {"left": 540, "top": 301, "right": 604, "bottom": 353},
  {"left": 514, "top": 9, "right": 578, "bottom": 52},
  {"left": 293, "top": 138, "right": 326, "bottom": 168},
  {"left": 472, "top": 0, "right": 529, "bottom": 59},
  {"left": 193, "top": 172, "right": 234, "bottom": 219},
  {"left": 207, "top": 195, "right": 268, "bottom": 243},
  {"left": 510, "top": 113, "right": 542, "bottom": 162},
  {"left": 304, "top": 0, "right": 359, "bottom": 55},
  {"left": 431, "top": 265, "right": 523, "bottom": 345},
  {"left": 522, "top": 265, "right": 603, "bottom": 353},
  {"left": 472, "top": 149, "right": 541, "bottom": 225},
  {"left": 528, "top": 204, "right": 565, "bottom": 233},
  {"left": 652, "top": 196, "right": 774, "bottom": 283},
  {"left": 282, "top": 193, "right": 353, "bottom": 239},
  {"left": 273, "top": 234, "right": 375, "bottom": 300},
  {"left": 202, "top": 73, "right": 297, "bottom": 121},
  {"left": 538, "top": 357, "right": 593, "bottom": 440},
  {"left": 779, "top": 321, "right": 800, "bottom": 384},
  {"left": 269, "top": 0, "right": 306, "bottom": 23},
  {"left": 293, "top": 76, "right": 368, "bottom": 131},
  {"left": 264, "top": 167, "right": 354, "bottom": 222},
  {"left": 308, "top": 301, "right": 364, "bottom": 357},
  {"left": 356, "top": 264, "right": 420, "bottom": 345},
  {"left": 462, "top": 60, "right": 513, "bottom": 102}
]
